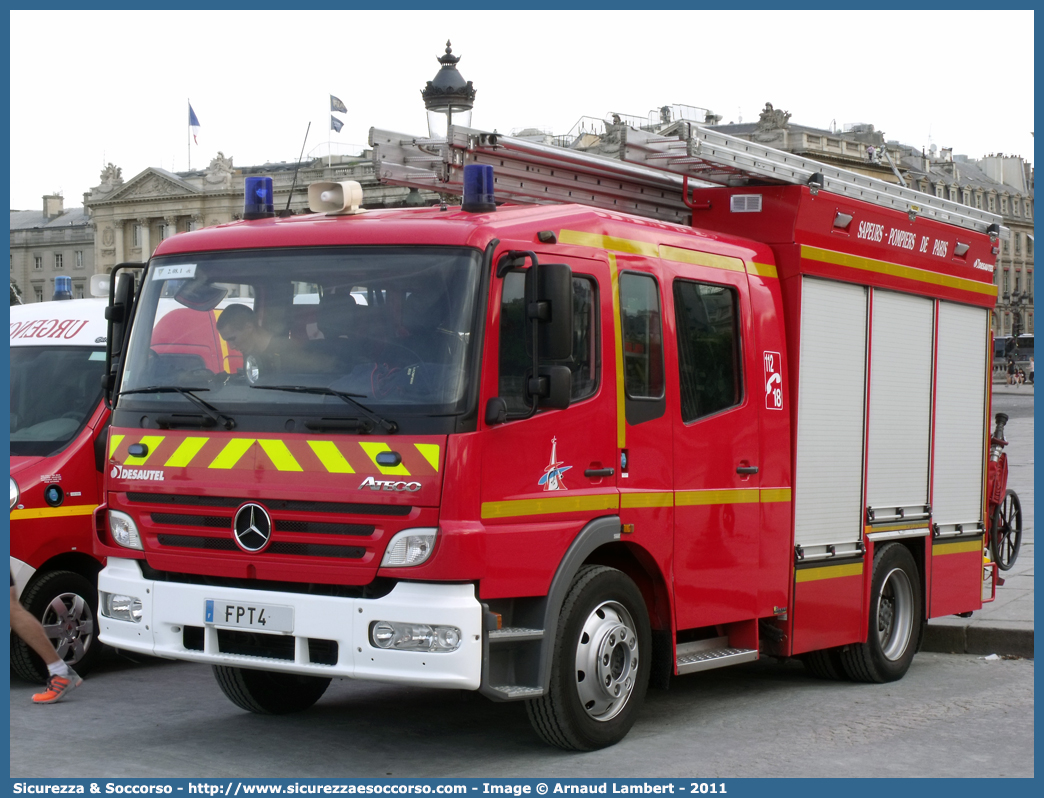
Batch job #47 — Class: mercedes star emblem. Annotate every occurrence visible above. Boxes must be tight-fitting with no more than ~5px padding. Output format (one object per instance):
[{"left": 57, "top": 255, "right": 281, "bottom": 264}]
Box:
[{"left": 233, "top": 503, "right": 273, "bottom": 553}]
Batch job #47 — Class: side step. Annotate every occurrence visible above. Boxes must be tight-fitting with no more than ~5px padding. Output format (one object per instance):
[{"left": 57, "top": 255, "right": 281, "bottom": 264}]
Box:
[{"left": 676, "top": 636, "right": 758, "bottom": 675}]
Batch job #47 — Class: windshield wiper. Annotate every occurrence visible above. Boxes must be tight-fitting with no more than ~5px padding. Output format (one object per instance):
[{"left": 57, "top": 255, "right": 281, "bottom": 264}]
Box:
[
  {"left": 120, "top": 386, "right": 236, "bottom": 430},
  {"left": 251, "top": 385, "right": 398, "bottom": 434}
]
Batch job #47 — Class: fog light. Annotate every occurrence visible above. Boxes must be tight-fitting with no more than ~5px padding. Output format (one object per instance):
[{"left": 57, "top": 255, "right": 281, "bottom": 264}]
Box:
[
  {"left": 101, "top": 592, "right": 143, "bottom": 623},
  {"left": 380, "top": 528, "right": 437, "bottom": 567},
  {"left": 369, "top": 620, "right": 462, "bottom": 652},
  {"left": 108, "top": 510, "right": 143, "bottom": 550}
]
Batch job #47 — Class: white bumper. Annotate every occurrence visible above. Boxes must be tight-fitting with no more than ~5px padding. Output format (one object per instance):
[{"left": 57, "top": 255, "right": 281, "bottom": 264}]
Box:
[
  {"left": 10, "top": 556, "right": 36, "bottom": 600},
  {"left": 98, "top": 558, "right": 482, "bottom": 690}
]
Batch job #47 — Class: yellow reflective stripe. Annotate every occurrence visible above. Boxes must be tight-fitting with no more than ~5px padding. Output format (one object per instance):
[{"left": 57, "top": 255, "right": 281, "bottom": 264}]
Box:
[
  {"left": 308, "top": 441, "right": 355, "bottom": 474},
  {"left": 658, "top": 245, "right": 745, "bottom": 273},
  {"left": 802, "top": 244, "right": 997, "bottom": 297},
  {"left": 108, "top": 434, "right": 125, "bottom": 459},
  {"left": 360, "top": 442, "right": 411, "bottom": 476},
  {"left": 558, "top": 229, "right": 658, "bottom": 258},
  {"left": 621, "top": 492, "right": 673, "bottom": 509},
  {"left": 933, "top": 539, "right": 983, "bottom": 556},
  {"left": 415, "top": 443, "right": 440, "bottom": 472},
  {"left": 746, "top": 261, "right": 778, "bottom": 279},
  {"left": 123, "top": 436, "right": 166, "bottom": 466},
  {"left": 675, "top": 488, "right": 760, "bottom": 506},
  {"left": 208, "top": 438, "right": 256, "bottom": 469},
  {"left": 864, "top": 522, "right": 926, "bottom": 534},
  {"left": 481, "top": 493, "right": 620, "bottom": 520},
  {"left": 258, "top": 439, "right": 303, "bottom": 472},
  {"left": 10, "top": 504, "right": 97, "bottom": 521},
  {"left": 795, "top": 562, "right": 864, "bottom": 583},
  {"left": 760, "top": 488, "right": 792, "bottom": 503},
  {"left": 608, "top": 253, "right": 626, "bottom": 449},
  {"left": 164, "top": 437, "right": 210, "bottom": 468}
]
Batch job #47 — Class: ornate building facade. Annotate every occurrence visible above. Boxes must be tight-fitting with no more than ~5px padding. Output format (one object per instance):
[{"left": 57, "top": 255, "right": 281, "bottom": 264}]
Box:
[{"left": 10, "top": 195, "right": 95, "bottom": 303}]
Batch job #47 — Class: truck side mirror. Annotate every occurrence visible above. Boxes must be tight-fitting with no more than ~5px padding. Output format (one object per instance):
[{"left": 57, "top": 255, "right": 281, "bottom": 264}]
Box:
[
  {"left": 104, "top": 265, "right": 143, "bottom": 407},
  {"left": 532, "top": 366, "right": 572, "bottom": 410},
  {"left": 525, "top": 262, "right": 573, "bottom": 361}
]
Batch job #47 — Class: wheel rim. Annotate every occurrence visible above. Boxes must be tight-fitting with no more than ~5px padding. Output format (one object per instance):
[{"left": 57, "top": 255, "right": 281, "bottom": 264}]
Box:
[
  {"left": 877, "top": 567, "right": 914, "bottom": 661},
  {"left": 574, "top": 600, "right": 639, "bottom": 722},
  {"left": 40, "top": 592, "right": 95, "bottom": 664},
  {"left": 996, "top": 493, "right": 1021, "bottom": 568}
]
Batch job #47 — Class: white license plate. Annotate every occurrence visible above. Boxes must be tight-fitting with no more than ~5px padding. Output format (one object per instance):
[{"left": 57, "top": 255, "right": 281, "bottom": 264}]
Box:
[{"left": 205, "top": 599, "right": 294, "bottom": 633}]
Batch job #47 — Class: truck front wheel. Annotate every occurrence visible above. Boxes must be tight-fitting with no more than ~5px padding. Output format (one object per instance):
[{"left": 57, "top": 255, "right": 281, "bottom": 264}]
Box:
[
  {"left": 526, "top": 565, "right": 651, "bottom": 750},
  {"left": 840, "top": 543, "right": 922, "bottom": 683},
  {"left": 212, "top": 666, "right": 331, "bottom": 714}
]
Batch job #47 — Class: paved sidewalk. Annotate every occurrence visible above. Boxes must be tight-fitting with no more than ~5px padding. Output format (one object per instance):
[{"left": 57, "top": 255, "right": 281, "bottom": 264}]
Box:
[{"left": 922, "top": 380, "right": 1034, "bottom": 658}]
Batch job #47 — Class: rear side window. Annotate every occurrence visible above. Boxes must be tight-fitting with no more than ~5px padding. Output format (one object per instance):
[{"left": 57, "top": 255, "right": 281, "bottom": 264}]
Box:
[
  {"left": 674, "top": 280, "right": 742, "bottom": 422},
  {"left": 619, "top": 272, "right": 665, "bottom": 425},
  {"left": 498, "top": 272, "right": 599, "bottom": 415}
]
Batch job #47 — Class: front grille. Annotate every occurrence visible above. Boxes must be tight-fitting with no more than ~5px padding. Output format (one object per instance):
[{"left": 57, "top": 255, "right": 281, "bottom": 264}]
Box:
[
  {"left": 181, "top": 625, "right": 338, "bottom": 665},
  {"left": 269, "top": 543, "right": 364, "bottom": 559},
  {"left": 153, "top": 513, "right": 228, "bottom": 528},
  {"left": 128, "top": 492, "right": 411, "bottom": 516},
  {"left": 276, "top": 520, "right": 373, "bottom": 536},
  {"left": 159, "top": 534, "right": 239, "bottom": 552}
]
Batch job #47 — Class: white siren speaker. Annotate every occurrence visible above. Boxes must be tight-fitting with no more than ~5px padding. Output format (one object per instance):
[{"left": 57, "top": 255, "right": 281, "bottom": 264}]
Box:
[{"left": 308, "top": 180, "right": 366, "bottom": 215}]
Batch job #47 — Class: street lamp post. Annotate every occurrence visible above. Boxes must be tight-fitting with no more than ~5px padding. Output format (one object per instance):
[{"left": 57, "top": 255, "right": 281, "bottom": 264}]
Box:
[{"left": 421, "top": 41, "right": 476, "bottom": 140}]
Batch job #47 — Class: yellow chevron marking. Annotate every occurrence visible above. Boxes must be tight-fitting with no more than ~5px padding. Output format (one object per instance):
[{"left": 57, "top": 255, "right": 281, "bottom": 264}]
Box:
[
  {"left": 802, "top": 244, "right": 997, "bottom": 297},
  {"left": 414, "top": 443, "right": 441, "bottom": 472},
  {"left": 621, "top": 492, "right": 674, "bottom": 509},
  {"left": 308, "top": 441, "right": 355, "bottom": 474},
  {"left": 760, "top": 488, "right": 792, "bottom": 503},
  {"left": 558, "top": 229, "right": 659, "bottom": 258},
  {"left": 481, "top": 493, "right": 620, "bottom": 520},
  {"left": 746, "top": 261, "right": 779, "bottom": 279},
  {"left": 11, "top": 504, "right": 98, "bottom": 521},
  {"left": 360, "top": 442, "right": 410, "bottom": 476},
  {"left": 795, "top": 562, "right": 864, "bottom": 583},
  {"left": 123, "top": 436, "right": 166, "bottom": 466},
  {"left": 208, "top": 438, "right": 256, "bottom": 469},
  {"left": 108, "top": 434, "right": 125, "bottom": 459},
  {"left": 932, "top": 539, "right": 983, "bottom": 556},
  {"left": 658, "top": 245, "right": 745, "bottom": 273},
  {"left": 258, "top": 439, "right": 303, "bottom": 472},
  {"left": 675, "top": 488, "right": 760, "bottom": 506},
  {"left": 164, "top": 437, "right": 210, "bottom": 468}
]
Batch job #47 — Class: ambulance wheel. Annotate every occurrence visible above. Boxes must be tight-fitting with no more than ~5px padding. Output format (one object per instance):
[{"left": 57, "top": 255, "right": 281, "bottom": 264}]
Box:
[
  {"left": 801, "top": 647, "right": 848, "bottom": 680},
  {"left": 212, "top": 666, "right": 330, "bottom": 714},
  {"left": 526, "top": 565, "right": 650, "bottom": 750},
  {"left": 11, "top": 570, "right": 100, "bottom": 683},
  {"left": 840, "top": 543, "right": 922, "bottom": 683}
]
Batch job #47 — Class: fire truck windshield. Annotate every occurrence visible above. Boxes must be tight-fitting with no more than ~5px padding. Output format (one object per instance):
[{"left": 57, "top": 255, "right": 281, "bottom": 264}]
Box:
[
  {"left": 119, "top": 247, "right": 483, "bottom": 432},
  {"left": 10, "top": 347, "right": 106, "bottom": 456}
]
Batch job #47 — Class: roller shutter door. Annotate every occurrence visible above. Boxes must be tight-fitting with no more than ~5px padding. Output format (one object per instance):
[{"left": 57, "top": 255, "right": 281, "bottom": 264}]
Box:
[
  {"left": 866, "top": 291, "right": 934, "bottom": 515},
  {"left": 933, "top": 302, "right": 989, "bottom": 532},
  {"left": 794, "top": 278, "right": 868, "bottom": 550}
]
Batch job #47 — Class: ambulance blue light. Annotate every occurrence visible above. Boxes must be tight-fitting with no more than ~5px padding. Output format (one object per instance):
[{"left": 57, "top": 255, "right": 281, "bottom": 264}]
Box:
[
  {"left": 462, "top": 164, "right": 495, "bottom": 213},
  {"left": 244, "top": 176, "right": 274, "bottom": 219},
  {"left": 53, "top": 275, "right": 72, "bottom": 301}
]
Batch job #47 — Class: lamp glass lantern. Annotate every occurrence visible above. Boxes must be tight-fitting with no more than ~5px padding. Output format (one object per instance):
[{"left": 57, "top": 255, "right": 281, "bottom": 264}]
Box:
[{"left": 421, "top": 40, "right": 476, "bottom": 140}]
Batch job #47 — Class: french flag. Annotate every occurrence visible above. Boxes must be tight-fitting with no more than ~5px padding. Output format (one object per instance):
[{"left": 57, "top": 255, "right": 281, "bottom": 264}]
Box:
[{"left": 189, "top": 103, "right": 201, "bottom": 145}]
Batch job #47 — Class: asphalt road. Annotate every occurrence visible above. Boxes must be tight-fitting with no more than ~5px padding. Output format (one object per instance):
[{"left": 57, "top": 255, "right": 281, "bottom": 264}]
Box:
[{"left": 9, "top": 650, "right": 1033, "bottom": 778}]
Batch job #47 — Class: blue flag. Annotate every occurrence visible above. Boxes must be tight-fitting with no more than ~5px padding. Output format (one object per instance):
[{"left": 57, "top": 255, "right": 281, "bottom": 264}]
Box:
[
  {"left": 330, "top": 94, "right": 347, "bottom": 113},
  {"left": 330, "top": 115, "right": 343, "bottom": 133}
]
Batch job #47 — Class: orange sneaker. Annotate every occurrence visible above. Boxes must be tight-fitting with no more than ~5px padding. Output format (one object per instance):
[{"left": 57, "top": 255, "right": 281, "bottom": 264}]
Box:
[{"left": 32, "top": 669, "right": 82, "bottom": 704}]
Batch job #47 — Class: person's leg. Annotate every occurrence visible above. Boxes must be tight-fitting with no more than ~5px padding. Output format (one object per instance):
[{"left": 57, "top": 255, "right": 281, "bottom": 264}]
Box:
[{"left": 11, "top": 585, "right": 82, "bottom": 702}]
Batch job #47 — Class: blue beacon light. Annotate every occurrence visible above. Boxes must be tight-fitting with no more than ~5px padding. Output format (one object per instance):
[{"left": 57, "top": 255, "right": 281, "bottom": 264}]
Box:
[
  {"left": 53, "top": 275, "right": 73, "bottom": 301},
  {"left": 461, "top": 163, "right": 495, "bottom": 213},
  {"left": 244, "top": 176, "right": 275, "bottom": 219}
]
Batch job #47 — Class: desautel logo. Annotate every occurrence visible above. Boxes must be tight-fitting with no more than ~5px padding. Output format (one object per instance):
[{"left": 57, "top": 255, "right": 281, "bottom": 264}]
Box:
[
  {"left": 358, "top": 476, "right": 421, "bottom": 492},
  {"left": 110, "top": 465, "right": 165, "bottom": 481}
]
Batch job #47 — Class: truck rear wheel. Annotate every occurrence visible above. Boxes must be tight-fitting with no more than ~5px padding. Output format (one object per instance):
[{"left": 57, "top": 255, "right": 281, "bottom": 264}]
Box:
[
  {"left": 11, "top": 570, "right": 100, "bottom": 683},
  {"left": 526, "top": 565, "right": 651, "bottom": 750},
  {"left": 840, "top": 543, "right": 922, "bottom": 683},
  {"left": 801, "top": 647, "right": 847, "bottom": 680},
  {"left": 212, "top": 666, "right": 331, "bottom": 714}
]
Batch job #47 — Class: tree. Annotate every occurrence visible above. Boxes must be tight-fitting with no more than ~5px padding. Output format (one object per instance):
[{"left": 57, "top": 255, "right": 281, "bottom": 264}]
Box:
[{"left": 10, "top": 278, "right": 23, "bottom": 305}]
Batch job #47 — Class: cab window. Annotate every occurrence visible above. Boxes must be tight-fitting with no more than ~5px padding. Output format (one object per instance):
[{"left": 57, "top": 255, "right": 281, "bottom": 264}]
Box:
[{"left": 673, "top": 279, "right": 742, "bottom": 422}]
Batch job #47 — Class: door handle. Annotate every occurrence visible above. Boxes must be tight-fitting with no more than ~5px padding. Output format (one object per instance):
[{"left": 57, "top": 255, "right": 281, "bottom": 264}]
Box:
[
  {"left": 585, "top": 468, "right": 615, "bottom": 478},
  {"left": 736, "top": 466, "right": 759, "bottom": 475}
]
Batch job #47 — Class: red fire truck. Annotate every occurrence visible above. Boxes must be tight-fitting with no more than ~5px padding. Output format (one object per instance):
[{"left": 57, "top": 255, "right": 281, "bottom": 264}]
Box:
[{"left": 95, "top": 123, "right": 1003, "bottom": 750}]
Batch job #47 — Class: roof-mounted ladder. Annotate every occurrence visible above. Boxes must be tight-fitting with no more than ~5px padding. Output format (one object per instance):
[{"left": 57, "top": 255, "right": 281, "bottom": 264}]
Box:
[{"left": 369, "top": 123, "right": 1005, "bottom": 236}]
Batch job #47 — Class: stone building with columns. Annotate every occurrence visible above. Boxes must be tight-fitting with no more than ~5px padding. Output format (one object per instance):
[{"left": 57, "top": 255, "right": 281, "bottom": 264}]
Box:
[{"left": 10, "top": 194, "right": 95, "bottom": 303}]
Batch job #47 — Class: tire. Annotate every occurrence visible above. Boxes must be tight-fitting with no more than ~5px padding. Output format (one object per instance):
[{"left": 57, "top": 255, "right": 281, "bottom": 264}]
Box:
[
  {"left": 212, "top": 666, "right": 330, "bottom": 714},
  {"left": 526, "top": 565, "right": 651, "bottom": 751},
  {"left": 11, "top": 570, "right": 101, "bottom": 683},
  {"left": 840, "top": 543, "right": 922, "bottom": 683},
  {"left": 991, "top": 490, "right": 1022, "bottom": 571},
  {"left": 801, "top": 647, "right": 847, "bottom": 680}
]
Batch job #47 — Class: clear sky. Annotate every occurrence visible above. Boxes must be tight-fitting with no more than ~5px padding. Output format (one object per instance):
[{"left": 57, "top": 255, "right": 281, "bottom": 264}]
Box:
[{"left": 9, "top": 9, "right": 1035, "bottom": 211}]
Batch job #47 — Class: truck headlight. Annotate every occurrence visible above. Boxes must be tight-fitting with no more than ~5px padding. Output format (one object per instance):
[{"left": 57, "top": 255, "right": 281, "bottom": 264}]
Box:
[
  {"left": 108, "top": 510, "right": 143, "bottom": 550},
  {"left": 100, "top": 592, "right": 143, "bottom": 623},
  {"left": 380, "top": 528, "right": 437, "bottom": 567},
  {"left": 10, "top": 476, "right": 19, "bottom": 510},
  {"left": 370, "top": 621, "right": 462, "bottom": 652}
]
